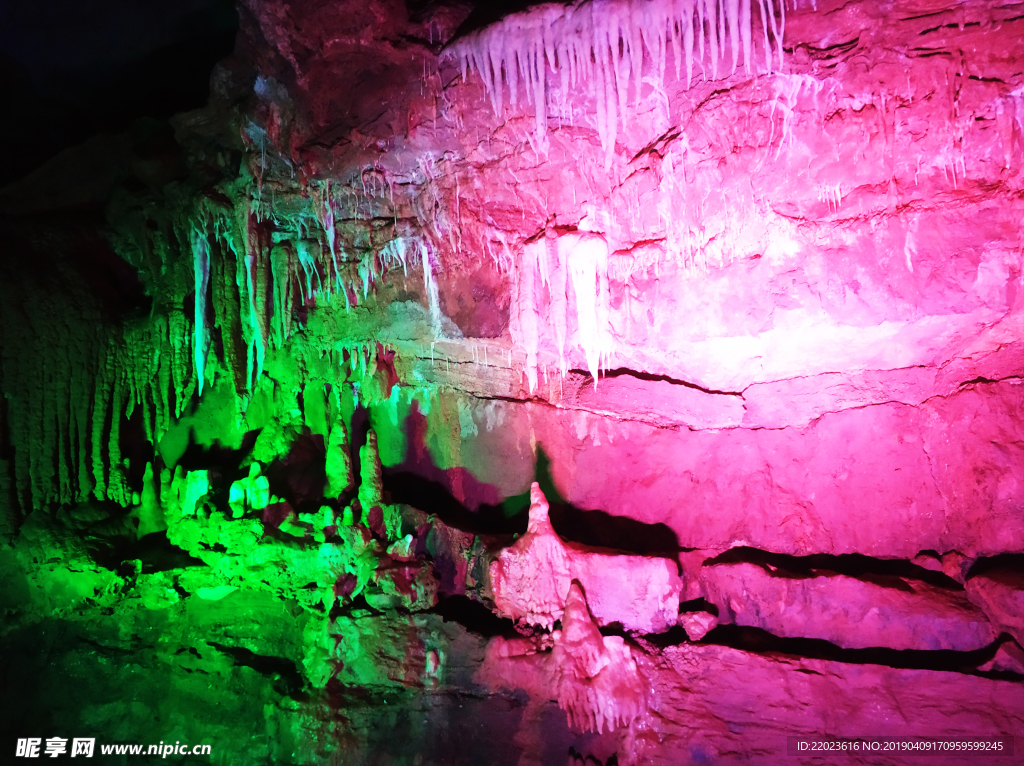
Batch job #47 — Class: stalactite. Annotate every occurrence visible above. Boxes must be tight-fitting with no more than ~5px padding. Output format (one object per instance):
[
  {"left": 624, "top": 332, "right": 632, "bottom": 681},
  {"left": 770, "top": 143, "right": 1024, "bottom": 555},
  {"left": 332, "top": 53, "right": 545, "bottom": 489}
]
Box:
[
  {"left": 548, "top": 236, "right": 570, "bottom": 376},
  {"left": 421, "top": 243, "right": 442, "bottom": 339},
  {"left": 315, "top": 182, "right": 342, "bottom": 292},
  {"left": 168, "top": 308, "right": 194, "bottom": 416},
  {"left": 252, "top": 220, "right": 271, "bottom": 383},
  {"left": 155, "top": 321, "right": 173, "bottom": 441},
  {"left": 71, "top": 341, "right": 96, "bottom": 503},
  {"left": 90, "top": 354, "right": 112, "bottom": 503},
  {"left": 230, "top": 200, "right": 262, "bottom": 391},
  {"left": 270, "top": 242, "right": 294, "bottom": 350},
  {"left": 192, "top": 228, "right": 211, "bottom": 396},
  {"left": 518, "top": 239, "right": 543, "bottom": 393},
  {"left": 296, "top": 240, "right": 322, "bottom": 303},
  {"left": 212, "top": 238, "right": 247, "bottom": 396},
  {"left": 512, "top": 230, "right": 612, "bottom": 391},
  {"left": 567, "top": 233, "right": 612, "bottom": 384},
  {"left": 447, "top": 0, "right": 785, "bottom": 165},
  {"left": 109, "top": 374, "right": 131, "bottom": 507}
]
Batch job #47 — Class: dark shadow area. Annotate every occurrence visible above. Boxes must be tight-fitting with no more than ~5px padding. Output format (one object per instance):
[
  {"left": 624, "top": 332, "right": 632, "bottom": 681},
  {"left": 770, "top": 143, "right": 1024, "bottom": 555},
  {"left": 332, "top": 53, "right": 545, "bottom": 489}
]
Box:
[
  {"left": 966, "top": 553, "right": 1024, "bottom": 580},
  {"left": 532, "top": 446, "right": 564, "bottom": 507},
  {"left": 264, "top": 430, "right": 327, "bottom": 514},
  {"left": 171, "top": 429, "right": 261, "bottom": 523},
  {"left": 349, "top": 404, "right": 373, "bottom": 501},
  {"left": 89, "top": 530, "right": 207, "bottom": 576},
  {"left": 641, "top": 624, "right": 691, "bottom": 649},
  {"left": 534, "top": 446, "right": 678, "bottom": 556},
  {"left": 383, "top": 400, "right": 529, "bottom": 534},
  {"left": 385, "top": 428, "right": 679, "bottom": 559},
  {"left": 701, "top": 625, "right": 1023, "bottom": 679},
  {"left": 568, "top": 748, "right": 619, "bottom": 766},
  {"left": 704, "top": 547, "right": 965, "bottom": 590},
  {"left": 584, "top": 366, "right": 744, "bottom": 397},
  {"left": 442, "top": 0, "right": 557, "bottom": 40},
  {"left": 549, "top": 504, "right": 679, "bottom": 557},
  {"left": 206, "top": 641, "right": 308, "bottom": 700},
  {"left": 329, "top": 592, "right": 380, "bottom": 621},
  {"left": 679, "top": 598, "right": 719, "bottom": 616},
  {"left": 121, "top": 408, "right": 156, "bottom": 492},
  {"left": 0, "top": 0, "right": 238, "bottom": 188},
  {"left": 384, "top": 470, "right": 529, "bottom": 535},
  {"left": 429, "top": 594, "right": 517, "bottom": 638},
  {"left": 0, "top": 212, "right": 150, "bottom": 320},
  {"left": 325, "top": 681, "right": 531, "bottom": 766},
  {"left": 174, "top": 429, "right": 260, "bottom": 475}
]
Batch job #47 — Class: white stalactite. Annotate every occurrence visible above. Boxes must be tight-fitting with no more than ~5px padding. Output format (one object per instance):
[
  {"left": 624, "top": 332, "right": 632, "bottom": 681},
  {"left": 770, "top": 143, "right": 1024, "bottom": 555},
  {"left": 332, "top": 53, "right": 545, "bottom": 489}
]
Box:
[
  {"left": 447, "top": 0, "right": 785, "bottom": 165},
  {"left": 421, "top": 243, "right": 443, "bottom": 339},
  {"left": 191, "top": 229, "right": 210, "bottom": 396},
  {"left": 566, "top": 233, "right": 611, "bottom": 384},
  {"left": 513, "top": 230, "right": 612, "bottom": 392},
  {"left": 520, "top": 240, "right": 544, "bottom": 392},
  {"left": 296, "top": 240, "right": 322, "bottom": 301},
  {"left": 318, "top": 181, "right": 341, "bottom": 291}
]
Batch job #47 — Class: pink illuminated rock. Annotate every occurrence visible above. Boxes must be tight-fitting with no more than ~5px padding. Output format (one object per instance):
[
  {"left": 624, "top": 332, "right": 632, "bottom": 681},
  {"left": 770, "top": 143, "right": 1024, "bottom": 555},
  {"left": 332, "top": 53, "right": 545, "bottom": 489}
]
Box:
[
  {"left": 536, "top": 381, "right": 1024, "bottom": 560},
  {"left": 979, "top": 641, "right": 1024, "bottom": 675},
  {"left": 912, "top": 551, "right": 973, "bottom": 585},
  {"left": 643, "top": 643, "right": 1024, "bottom": 766},
  {"left": 679, "top": 611, "right": 719, "bottom": 641},
  {"left": 479, "top": 583, "right": 647, "bottom": 736},
  {"left": 701, "top": 562, "right": 996, "bottom": 651},
  {"left": 478, "top": 632, "right": 1024, "bottom": 764},
  {"left": 966, "top": 569, "right": 1024, "bottom": 647},
  {"left": 554, "top": 582, "right": 646, "bottom": 735},
  {"left": 489, "top": 483, "right": 681, "bottom": 633}
]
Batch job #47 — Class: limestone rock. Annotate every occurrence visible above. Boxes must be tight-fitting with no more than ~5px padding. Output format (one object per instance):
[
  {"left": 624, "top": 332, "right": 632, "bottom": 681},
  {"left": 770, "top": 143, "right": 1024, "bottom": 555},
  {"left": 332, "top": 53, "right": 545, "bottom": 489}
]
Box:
[
  {"left": 979, "top": 641, "right": 1024, "bottom": 675},
  {"left": 966, "top": 568, "right": 1024, "bottom": 647},
  {"left": 490, "top": 483, "right": 681, "bottom": 633},
  {"left": 679, "top": 610, "right": 719, "bottom": 641},
  {"left": 702, "top": 562, "right": 996, "bottom": 651}
]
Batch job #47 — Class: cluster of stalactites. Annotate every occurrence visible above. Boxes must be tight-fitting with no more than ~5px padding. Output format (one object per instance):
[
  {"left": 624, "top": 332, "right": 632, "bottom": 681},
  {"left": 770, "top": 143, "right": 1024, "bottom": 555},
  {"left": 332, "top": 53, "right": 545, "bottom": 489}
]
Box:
[
  {"left": 447, "top": 0, "right": 785, "bottom": 162},
  {"left": 190, "top": 192, "right": 440, "bottom": 397},
  {"left": 513, "top": 230, "right": 613, "bottom": 393},
  {"left": 1, "top": 180, "right": 442, "bottom": 517},
  {"left": 1, "top": 303, "right": 196, "bottom": 512}
]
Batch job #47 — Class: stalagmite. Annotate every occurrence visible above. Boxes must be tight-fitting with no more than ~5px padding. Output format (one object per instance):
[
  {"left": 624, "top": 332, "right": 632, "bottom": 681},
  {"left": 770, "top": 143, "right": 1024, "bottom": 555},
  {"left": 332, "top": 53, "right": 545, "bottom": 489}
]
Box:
[
  {"left": 357, "top": 429, "right": 383, "bottom": 521},
  {"left": 490, "top": 483, "right": 681, "bottom": 632},
  {"left": 554, "top": 582, "right": 646, "bottom": 734},
  {"left": 325, "top": 421, "right": 355, "bottom": 498}
]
